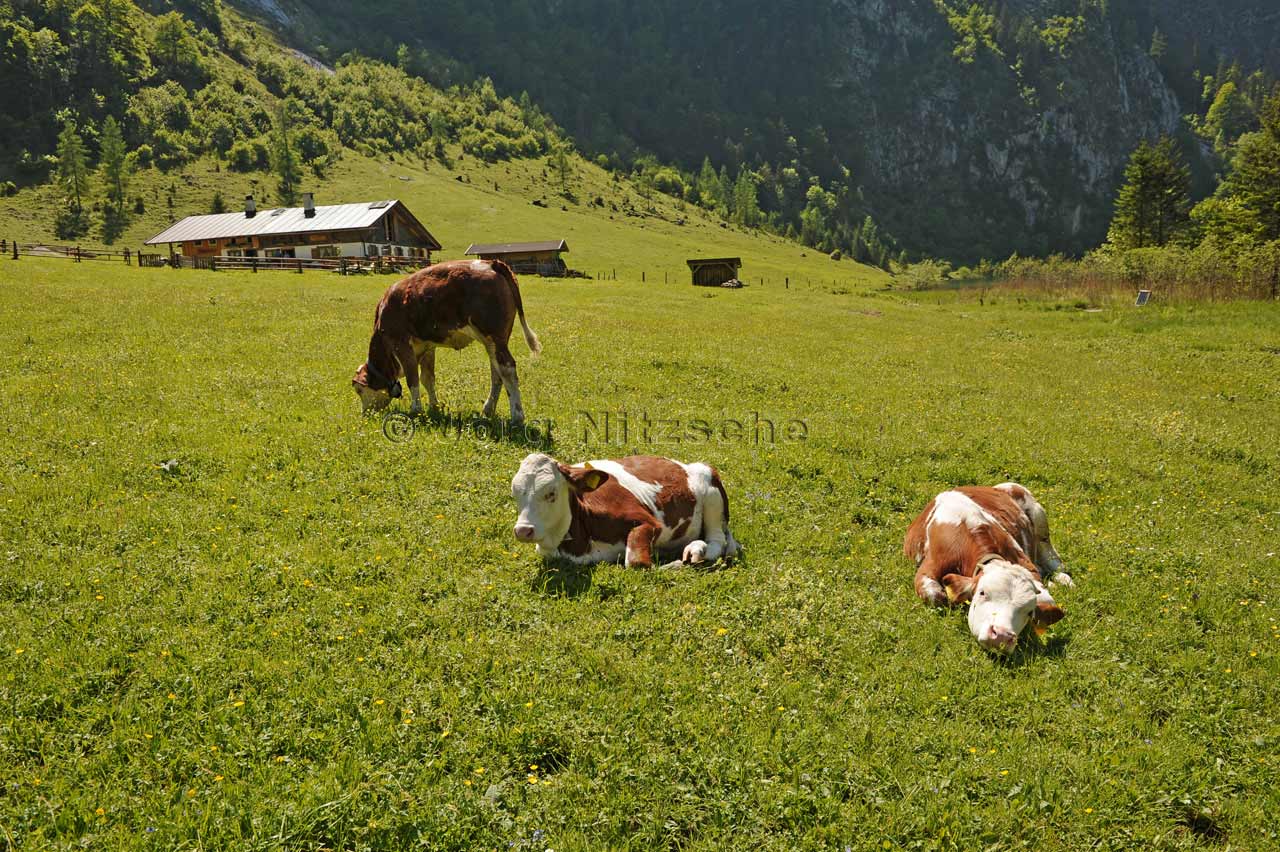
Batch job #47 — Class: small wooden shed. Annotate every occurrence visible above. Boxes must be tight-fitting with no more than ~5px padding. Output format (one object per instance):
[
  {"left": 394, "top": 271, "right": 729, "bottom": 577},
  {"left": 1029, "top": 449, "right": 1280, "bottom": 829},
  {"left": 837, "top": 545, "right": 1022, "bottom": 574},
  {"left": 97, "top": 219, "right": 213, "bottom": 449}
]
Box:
[
  {"left": 465, "top": 239, "right": 569, "bottom": 276},
  {"left": 687, "top": 257, "right": 742, "bottom": 286}
]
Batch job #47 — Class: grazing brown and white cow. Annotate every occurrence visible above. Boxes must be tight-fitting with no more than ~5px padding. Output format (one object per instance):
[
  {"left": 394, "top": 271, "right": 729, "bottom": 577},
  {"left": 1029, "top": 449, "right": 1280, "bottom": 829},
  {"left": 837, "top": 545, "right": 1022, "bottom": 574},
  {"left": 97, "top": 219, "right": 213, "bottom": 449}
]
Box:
[
  {"left": 353, "top": 259, "right": 541, "bottom": 420},
  {"left": 903, "top": 483, "right": 1073, "bottom": 653},
  {"left": 511, "top": 454, "right": 740, "bottom": 567}
]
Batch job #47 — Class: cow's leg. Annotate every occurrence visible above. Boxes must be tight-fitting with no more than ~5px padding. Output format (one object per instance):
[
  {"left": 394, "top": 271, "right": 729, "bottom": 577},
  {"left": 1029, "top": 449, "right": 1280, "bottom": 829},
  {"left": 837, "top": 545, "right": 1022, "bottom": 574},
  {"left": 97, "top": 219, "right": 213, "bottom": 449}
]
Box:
[
  {"left": 493, "top": 341, "right": 525, "bottom": 422},
  {"left": 625, "top": 524, "right": 661, "bottom": 568},
  {"left": 481, "top": 359, "right": 502, "bottom": 418},
  {"left": 391, "top": 340, "right": 422, "bottom": 414},
  {"left": 682, "top": 485, "right": 727, "bottom": 564},
  {"left": 418, "top": 345, "right": 439, "bottom": 411}
]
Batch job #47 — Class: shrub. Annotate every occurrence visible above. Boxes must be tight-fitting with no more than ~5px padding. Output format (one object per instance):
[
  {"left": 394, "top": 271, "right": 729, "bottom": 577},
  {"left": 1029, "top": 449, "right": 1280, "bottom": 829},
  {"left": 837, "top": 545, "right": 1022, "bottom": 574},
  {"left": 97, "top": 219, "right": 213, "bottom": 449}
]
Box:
[{"left": 227, "top": 139, "right": 268, "bottom": 172}]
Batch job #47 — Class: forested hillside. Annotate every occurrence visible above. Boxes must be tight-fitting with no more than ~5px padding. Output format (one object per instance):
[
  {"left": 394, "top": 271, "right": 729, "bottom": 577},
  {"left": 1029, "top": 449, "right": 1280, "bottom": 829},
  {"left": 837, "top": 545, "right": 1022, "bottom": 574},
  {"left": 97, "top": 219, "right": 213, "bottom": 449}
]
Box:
[
  {"left": 254, "top": 0, "right": 1278, "bottom": 262},
  {"left": 2, "top": 0, "right": 1276, "bottom": 265},
  {"left": 0, "top": 0, "right": 580, "bottom": 240}
]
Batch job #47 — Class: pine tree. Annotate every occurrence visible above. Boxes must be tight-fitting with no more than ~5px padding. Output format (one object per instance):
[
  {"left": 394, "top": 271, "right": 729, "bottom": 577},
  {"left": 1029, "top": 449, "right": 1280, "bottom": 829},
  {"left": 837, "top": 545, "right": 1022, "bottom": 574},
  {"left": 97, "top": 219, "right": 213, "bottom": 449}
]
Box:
[
  {"left": 1107, "top": 137, "right": 1191, "bottom": 250},
  {"left": 1218, "top": 91, "right": 1280, "bottom": 242},
  {"left": 270, "top": 103, "right": 300, "bottom": 205},
  {"left": 56, "top": 120, "right": 89, "bottom": 215},
  {"left": 98, "top": 115, "right": 128, "bottom": 215},
  {"left": 731, "top": 170, "right": 761, "bottom": 227}
]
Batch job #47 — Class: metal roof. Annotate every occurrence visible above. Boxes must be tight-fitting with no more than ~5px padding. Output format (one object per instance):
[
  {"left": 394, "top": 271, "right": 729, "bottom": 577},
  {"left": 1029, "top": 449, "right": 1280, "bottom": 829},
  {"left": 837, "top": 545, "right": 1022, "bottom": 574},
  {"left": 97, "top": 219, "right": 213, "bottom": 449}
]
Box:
[
  {"left": 686, "top": 257, "right": 742, "bottom": 267},
  {"left": 145, "top": 199, "right": 440, "bottom": 249},
  {"left": 465, "top": 240, "right": 569, "bottom": 255}
]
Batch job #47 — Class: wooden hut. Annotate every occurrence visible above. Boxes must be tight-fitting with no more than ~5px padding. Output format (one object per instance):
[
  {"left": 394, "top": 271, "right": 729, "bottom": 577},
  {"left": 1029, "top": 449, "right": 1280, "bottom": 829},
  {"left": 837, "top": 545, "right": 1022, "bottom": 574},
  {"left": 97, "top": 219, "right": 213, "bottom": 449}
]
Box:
[
  {"left": 465, "top": 240, "right": 569, "bottom": 276},
  {"left": 687, "top": 257, "right": 742, "bottom": 286}
]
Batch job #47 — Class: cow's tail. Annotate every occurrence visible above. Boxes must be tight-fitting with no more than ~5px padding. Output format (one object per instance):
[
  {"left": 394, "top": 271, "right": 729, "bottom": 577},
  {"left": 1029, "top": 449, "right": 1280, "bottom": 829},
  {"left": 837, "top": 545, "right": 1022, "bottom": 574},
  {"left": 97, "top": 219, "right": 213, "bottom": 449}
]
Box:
[
  {"left": 491, "top": 259, "right": 542, "bottom": 356},
  {"left": 710, "top": 468, "right": 740, "bottom": 560}
]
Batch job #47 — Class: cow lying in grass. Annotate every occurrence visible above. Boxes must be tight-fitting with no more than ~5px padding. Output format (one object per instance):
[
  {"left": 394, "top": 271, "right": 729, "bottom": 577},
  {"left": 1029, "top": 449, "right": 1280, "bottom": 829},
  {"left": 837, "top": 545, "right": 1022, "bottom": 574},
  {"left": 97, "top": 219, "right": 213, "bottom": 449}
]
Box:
[
  {"left": 511, "top": 454, "right": 740, "bottom": 567},
  {"left": 904, "top": 483, "right": 1073, "bottom": 653},
  {"left": 353, "top": 259, "right": 541, "bottom": 421}
]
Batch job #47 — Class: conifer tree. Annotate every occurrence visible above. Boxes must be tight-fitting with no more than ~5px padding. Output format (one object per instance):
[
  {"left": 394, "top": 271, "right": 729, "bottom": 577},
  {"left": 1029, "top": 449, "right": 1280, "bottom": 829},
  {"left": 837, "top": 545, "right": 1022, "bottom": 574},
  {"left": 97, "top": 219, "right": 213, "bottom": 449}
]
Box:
[
  {"left": 55, "top": 120, "right": 89, "bottom": 237},
  {"left": 1107, "top": 137, "right": 1191, "bottom": 249},
  {"left": 98, "top": 115, "right": 129, "bottom": 215},
  {"left": 270, "top": 103, "right": 300, "bottom": 205},
  {"left": 1218, "top": 91, "right": 1280, "bottom": 242},
  {"left": 57, "top": 120, "right": 89, "bottom": 216}
]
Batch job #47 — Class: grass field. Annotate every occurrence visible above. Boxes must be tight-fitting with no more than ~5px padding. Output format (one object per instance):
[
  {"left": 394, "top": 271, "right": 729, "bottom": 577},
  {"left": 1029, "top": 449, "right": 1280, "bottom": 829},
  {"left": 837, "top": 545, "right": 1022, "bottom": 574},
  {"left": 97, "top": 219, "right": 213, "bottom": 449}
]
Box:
[{"left": 1, "top": 252, "right": 1278, "bottom": 851}]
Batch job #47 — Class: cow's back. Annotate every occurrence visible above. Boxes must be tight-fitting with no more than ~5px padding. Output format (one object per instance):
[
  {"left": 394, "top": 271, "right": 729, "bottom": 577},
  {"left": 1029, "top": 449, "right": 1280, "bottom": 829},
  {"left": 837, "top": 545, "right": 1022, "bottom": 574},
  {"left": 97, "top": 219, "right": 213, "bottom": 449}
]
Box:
[{"left": 376, "top": 260, "right": 515, "bottom": 344}]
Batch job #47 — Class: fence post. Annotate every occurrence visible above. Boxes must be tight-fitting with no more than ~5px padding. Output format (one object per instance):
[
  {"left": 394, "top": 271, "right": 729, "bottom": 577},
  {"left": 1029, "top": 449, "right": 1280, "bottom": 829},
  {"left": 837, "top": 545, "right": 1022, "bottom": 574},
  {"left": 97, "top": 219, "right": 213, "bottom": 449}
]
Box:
[
  {"left": 642, "top": 270, "right": 645, "bottom": 283},
  {"left": 296, "top": 258, "right": 303, "bottom": 274},
  {"left": 10, "top": 239, "right": 16, "bottom": 261},
  {"left": 340, "top": 258, "right": 347, "bottom": 276},
  {"left": 124, "top": 248, "right": 131, "bottom": 265},
  {"left": 252, "top": 257, "right": 258, "bottom": 274},
  {"left": 75, "top": 246, "right": 81, "bottom": 262}
]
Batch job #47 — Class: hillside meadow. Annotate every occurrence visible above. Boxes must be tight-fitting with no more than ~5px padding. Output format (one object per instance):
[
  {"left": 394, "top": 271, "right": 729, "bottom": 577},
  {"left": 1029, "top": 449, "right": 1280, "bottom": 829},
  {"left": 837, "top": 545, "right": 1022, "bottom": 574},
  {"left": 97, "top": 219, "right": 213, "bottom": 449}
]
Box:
[
  {"left": 0, "top": 148, "right": 887, "bottom": 291},
  {"left": 1, "top": 255, "right": 1278, "bottom": 850}
]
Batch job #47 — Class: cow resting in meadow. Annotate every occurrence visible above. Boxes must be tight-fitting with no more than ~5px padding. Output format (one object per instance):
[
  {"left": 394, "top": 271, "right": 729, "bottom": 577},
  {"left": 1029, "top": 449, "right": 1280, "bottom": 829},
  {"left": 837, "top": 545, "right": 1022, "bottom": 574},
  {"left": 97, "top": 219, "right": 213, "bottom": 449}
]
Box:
[
  {"left": 511, "top": 454, "right": 741, "bottom": 567},
  {"left": 903, "top": 483, "right": 1074, "bottom": 654},
  {"left": 353, "top": 259, "right": 541, "bottom": 420}
]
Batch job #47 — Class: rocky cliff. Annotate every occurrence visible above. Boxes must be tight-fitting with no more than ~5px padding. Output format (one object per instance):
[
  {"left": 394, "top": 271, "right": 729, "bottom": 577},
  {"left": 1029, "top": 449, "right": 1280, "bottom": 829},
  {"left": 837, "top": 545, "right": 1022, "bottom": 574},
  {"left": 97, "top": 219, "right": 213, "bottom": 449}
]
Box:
[{"left": 256, "top": 0, "right": 1275, "bottom": 260}]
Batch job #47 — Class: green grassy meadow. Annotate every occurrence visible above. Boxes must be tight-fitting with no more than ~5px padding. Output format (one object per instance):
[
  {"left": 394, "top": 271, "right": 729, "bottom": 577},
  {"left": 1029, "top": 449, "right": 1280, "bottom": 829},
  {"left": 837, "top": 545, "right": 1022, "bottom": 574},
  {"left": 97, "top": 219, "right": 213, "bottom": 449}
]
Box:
[
  {"left": 1, "top": 247, "right": 1278, "bottom": 850},
  {"left": 0, "top": 149, "right": 886, "bottom": 294}
]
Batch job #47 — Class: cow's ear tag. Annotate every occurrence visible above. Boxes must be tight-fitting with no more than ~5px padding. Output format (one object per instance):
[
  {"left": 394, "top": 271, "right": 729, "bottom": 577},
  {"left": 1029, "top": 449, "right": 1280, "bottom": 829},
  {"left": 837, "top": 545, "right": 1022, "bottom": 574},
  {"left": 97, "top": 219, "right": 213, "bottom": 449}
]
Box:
[{"left": 581, "top": 470, "right": 607, "bottom": 491}]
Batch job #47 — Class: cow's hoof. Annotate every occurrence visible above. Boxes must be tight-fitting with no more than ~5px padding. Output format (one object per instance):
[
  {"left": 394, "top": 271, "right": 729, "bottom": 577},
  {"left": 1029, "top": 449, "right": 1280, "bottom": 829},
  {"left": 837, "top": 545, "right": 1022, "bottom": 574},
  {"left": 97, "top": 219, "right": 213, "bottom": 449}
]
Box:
[
  {"left": 682, "top": 541, "right": 707, "bottom": 564},
  {"left": 1050, "top": 572, "right": 1075, "bottom": 588}
]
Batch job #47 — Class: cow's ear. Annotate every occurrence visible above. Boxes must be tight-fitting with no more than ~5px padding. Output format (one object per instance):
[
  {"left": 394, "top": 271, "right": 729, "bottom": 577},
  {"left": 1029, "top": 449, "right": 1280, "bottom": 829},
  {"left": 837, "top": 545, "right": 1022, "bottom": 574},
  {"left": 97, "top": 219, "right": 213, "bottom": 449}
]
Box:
[
  {"left": 1031, "top": 601, "right": 1065, "bottom": 628},
  {"left": 559, "top": 464, "right": 610, "bottom": 494},
  {"left": 940, "top": 573, "right": 978, "bottom": 605}
]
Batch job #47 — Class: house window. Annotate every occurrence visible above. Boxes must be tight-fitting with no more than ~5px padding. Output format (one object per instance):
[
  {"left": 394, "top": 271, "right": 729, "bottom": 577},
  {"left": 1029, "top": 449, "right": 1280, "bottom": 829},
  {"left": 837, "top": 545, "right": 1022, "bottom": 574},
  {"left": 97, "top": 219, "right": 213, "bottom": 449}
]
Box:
[{"left": 313, "top": 245, "right": 339, "bottom": 258}]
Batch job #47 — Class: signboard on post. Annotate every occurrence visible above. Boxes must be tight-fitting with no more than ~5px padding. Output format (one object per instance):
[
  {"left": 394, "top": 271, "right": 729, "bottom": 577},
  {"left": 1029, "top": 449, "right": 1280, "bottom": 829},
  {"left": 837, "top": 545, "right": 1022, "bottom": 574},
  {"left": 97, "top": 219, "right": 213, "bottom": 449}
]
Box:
[{"left": 1135, "top": 289, "right": 1152, "bottom": 307}]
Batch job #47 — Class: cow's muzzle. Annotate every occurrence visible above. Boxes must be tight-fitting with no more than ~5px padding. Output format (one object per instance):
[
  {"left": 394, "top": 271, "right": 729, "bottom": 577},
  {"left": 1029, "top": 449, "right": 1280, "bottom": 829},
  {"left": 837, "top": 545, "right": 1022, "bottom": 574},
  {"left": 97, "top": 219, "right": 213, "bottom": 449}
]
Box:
[
  {"left": 979, "top": 626, "right": 1018, "bottom": 654},
  {"left": 513, "top": 523, "right": 537, "bottom": 543}
]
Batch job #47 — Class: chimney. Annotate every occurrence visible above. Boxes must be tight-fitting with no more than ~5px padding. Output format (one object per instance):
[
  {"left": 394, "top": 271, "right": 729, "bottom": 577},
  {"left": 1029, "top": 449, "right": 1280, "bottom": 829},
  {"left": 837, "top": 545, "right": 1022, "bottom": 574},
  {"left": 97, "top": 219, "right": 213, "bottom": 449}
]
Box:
[
  {"left": 303, "top": 192, "right": 315, "bottom": 218},
  {"left": 244, "top": 195, "right": 256, "bottom": 218}
]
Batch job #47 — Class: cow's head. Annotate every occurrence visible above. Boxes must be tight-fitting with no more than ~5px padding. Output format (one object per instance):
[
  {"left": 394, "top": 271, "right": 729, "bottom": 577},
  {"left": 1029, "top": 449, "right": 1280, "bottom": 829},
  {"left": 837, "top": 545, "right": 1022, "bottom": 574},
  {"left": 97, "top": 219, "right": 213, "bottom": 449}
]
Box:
[
  {"left": 352, "top": 361, "right": 402, "bottom": 413},
  {"left": 942, "top": 560, "right": 1064, "bottom": 654},
  {"left": 511, "top": 453, "right": 609, "bottom": 548}
]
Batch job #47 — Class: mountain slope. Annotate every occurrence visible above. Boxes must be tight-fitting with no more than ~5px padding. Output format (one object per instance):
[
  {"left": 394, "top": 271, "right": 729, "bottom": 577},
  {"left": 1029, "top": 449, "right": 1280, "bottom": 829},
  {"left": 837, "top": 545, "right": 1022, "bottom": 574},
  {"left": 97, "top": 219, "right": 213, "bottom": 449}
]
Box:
[{"left": 257, "top": 0, "right": 1277, "bottom": 261}]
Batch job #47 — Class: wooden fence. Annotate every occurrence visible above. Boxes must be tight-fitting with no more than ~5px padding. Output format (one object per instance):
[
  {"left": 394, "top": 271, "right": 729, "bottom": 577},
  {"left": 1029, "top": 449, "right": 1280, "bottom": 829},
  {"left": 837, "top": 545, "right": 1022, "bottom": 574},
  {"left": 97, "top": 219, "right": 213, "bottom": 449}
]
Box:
[
  {"left": 3, "top": 239, "right": 135, "bottom": 264},
  {"left": 168, "top": 254, "right": 429, "bottom": 274},
  {"left": 3, "top": 240, "right": 429, "bottom": 275}
]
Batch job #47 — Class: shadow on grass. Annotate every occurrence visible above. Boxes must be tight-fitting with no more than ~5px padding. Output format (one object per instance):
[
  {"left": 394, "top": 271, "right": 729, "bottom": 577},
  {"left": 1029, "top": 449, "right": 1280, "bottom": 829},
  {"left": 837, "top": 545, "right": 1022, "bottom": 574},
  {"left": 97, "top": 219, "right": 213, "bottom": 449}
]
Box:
[
  {"left": 530, "top": 552, "right": 743, "bottom": 599},
  {"left": 531, "top": 561, "right": 598, "bottom": 599},
  {"left": 994, "top": 632, "right": 1071, "bottom": 668},
  {"left": 378, "top": 408, "right": 554, "bottom": 450}
]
